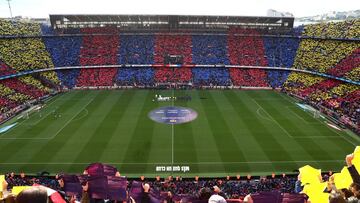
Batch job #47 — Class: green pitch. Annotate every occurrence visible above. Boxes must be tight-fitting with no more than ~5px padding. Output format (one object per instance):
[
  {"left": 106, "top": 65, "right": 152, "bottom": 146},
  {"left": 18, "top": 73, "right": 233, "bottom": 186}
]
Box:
[{"left": 0, "top": 90, "right": 358, "bottom": 177}]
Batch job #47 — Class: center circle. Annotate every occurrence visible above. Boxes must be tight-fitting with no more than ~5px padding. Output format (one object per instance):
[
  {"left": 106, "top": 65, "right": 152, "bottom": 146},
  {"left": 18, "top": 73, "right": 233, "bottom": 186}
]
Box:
[{"left": 148, "top": 106, "right": 198, "bottom": 124}]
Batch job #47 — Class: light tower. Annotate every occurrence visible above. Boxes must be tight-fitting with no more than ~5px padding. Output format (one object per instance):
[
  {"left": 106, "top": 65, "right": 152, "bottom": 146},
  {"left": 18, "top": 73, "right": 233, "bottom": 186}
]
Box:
[{"left": 6, "top": 0, "right": 13, "bottom": 18}]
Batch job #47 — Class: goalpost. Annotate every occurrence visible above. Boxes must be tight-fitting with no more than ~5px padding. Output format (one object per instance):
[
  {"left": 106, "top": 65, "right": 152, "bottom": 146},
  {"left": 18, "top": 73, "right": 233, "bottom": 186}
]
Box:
[{"left": 17, "top": 104, "right": 45, "bottom": 120}]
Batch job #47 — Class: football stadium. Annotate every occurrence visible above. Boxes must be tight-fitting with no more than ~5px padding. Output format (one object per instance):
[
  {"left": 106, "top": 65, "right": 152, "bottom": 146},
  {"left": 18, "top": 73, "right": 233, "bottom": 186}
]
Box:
[{"left": 0, "top": 1, "right": 359, "bottom": 202}]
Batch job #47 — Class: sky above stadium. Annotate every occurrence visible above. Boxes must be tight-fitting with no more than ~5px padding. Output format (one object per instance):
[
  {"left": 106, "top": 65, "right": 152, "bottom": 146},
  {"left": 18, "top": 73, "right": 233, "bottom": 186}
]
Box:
[{"left": 0, "top": 0, "right": 358, "bottom": 18}]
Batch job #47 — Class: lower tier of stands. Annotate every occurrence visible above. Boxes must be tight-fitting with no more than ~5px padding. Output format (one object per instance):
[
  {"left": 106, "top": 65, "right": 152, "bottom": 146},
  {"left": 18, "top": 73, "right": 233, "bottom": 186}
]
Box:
[{"left": 56, "top": 67, "right": 293, "bottom": 88}]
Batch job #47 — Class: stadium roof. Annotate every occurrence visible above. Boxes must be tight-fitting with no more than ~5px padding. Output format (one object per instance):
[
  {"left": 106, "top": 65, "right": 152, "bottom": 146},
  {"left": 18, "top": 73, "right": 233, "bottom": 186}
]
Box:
[{"left": 49, "top": 14, "right": 294, "bottom": 32}]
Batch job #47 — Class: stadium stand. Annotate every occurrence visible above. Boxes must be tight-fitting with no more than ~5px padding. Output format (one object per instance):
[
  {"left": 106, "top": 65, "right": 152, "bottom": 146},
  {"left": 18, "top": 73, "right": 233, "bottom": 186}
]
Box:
[
  {"left": 1, "top": 151, "right": 360, "bottom": 203},
  {"left": 119, "top": 35, "right": 154, "bottom": 64},
  {"left": 0, "top": 83, "right": 20, "bottom": 113},
  {"left": 263, "top": 32, "right": 301, "bottom": 88},
  {"left": 0, "top": 20, "right": 59, "bottom": 84},
  {"left": 284, "top": 20, "right": 360, "bottom": 131},
  {"left": 1, "top": 166, "right": 302, "bottom": 203},
  {"left": 116, "top": 67, "right": 155, "bottom": 86},
  {"left": 228, "top": 29, "right": 269, "bottom": 87},
  {"left": 0, "top": 60, "right": 16, "bottom": 77},
  {"left": 153, "top": 35, "right": 193, "bottom": 84},
  {"left": 76, "top": 28, "right": 119, "bottom": 87},
  {"left": 0, "top": 16, "right": 360, "bottom": 203},
  {"left": 155, "top": 35, "right": 192, "bottom": 64},
  {"left": 326, "top": 47, "right": 360, "bottom": 82},
  {"left": 154, "top": 67, "right": 192, "bottom": 83},
  {"left": 0, "top": 77, "right": 47, "bottom": 98},
  {"left": 192, "top": 35, "right": 229, "bottom": 65},
  {"left": 192, "top": 68, "right": 231, "bottom": 86},
  {"left": 42, "top": 36, "right": 82, "bottom": 88}
]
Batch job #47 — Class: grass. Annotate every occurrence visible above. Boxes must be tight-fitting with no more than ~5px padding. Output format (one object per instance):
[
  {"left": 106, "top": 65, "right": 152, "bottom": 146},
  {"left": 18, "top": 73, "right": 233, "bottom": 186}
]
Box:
[{"left": 0, "top": 89, "right": 358, "bottom": 178}]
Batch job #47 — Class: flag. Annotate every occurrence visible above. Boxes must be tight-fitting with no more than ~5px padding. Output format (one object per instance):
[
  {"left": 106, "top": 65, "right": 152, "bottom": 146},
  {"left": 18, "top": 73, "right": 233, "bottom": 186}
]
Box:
[
  {"left": 352, "top": 146, "right": 360, "bottom": 171},
  {"left": 333, "top": 166, "right": 352, "bottom": 189},
  {"left": 302, "top": 182, "right": 329, "bottom": 203},
  {"left": 0, "top": 175, "right": 5, "bottom": 192},
  {"left": 299, "top": 165, "right": 321, "bottom": 186},
  {"left": 11, "top": 186, "right": 32, "bottom": 195}
]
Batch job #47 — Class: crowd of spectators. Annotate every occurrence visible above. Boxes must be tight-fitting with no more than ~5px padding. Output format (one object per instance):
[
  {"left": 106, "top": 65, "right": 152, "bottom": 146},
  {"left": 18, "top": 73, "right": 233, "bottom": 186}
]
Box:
[
  {"left": 0, "top": 60, "right": 16, "bottom": 77},
  {"left": 41, "top": 30, "right": 81, "bottom": 88},
  {"left": 345, "top": 67, "right": 360, "bottom": 82},
  {"left": 263, "top": 33, "right": 301, "bottom": 88},
  {"left": 301, "top": 19, "right": 360, "bottom": 39},
  {"left": 4, "top": 153, "right": 360, "bottom": 203},
  {"left": 192, "top": 68, "right": 231, "bottom": 86},
  {"left": 228, "top": 29, "right": 267, "bottom": 66},
  {"left": 56, "top": 70, "right": 81, "bottom": 89},
  {"left": 0, "top": 19, "right": 59, "bottom": 114},
  {"left": 293, "top": 20, "right": 360, "bottom": 75},
  {"left": 228, "top": 29, "right": 269, "bottom": 87},
  {"left": 0, "top": 61, "right": 22, "bottom": 112},
  {"left": 284, "top": 71, "right": 359, "bottom": 128},
  {"left": 192, "top": 35, "right": 229, "bottom": 65},
  {"left": 116, "top": 67, "right": 155, "bottom": 86},
  {"left": 155, "top": 35, "right": 192, "bottom": 64},
  {"left": 5, "top": 152, "right": 360, "bottom": 203},
  {"left": 0, "top": 78, "right": 34, "bottom": 114},
  {"left": 154, "top": 67, "right": 192, "bottom": 83},
  {"left": 0, "top": 20, "right": 59, "bottom": 84},
  {"left": 0, "top": 19, "right": 40, "bottom": 36},
  {"left": 0, "top": 78, "right": 46, "bottom": 100},
  {"left": 326, "top": 48, "right": 360, "bottom": 82},
  {"left": 284, "top": 20, "right": 360, "bottom": 130},
  {"left": 229, "top": 68, "right": 268, "bottom": 87},
  {"left": 0, "top": 165, "right": 302, "bottom": 203},
  {"left": 119, "top": 35, "right": 154, "bottom": 64},
  {"left": 43, "top": 36, "right": 82, "bottom": 67},
  {"left": 299, "top": 79, "right": 342, "bottom": 98},
  {"left": 293, "top": 39, "right": 358, "bottom": 73},
  {"left": 76, "top": 28, "right": 119, "bottom": 87}
]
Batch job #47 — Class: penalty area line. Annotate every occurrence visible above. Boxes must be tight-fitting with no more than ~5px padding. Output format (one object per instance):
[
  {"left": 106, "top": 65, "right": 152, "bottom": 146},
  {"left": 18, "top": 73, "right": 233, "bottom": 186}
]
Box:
[
  {"left": 252, "top": 98, "right": 293, "bottom": 138},
  {"left": 0, "top": 97, "right": 95, "bottom": 140}
]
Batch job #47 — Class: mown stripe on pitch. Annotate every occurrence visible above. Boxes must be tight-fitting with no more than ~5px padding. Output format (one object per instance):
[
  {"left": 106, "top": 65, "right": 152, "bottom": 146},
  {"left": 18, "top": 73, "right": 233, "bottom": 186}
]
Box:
[
  {"left": 246, "top": 91, "right": 340, "bottom": 170},
  {"left": 255, "top": 92, "right": 348, "bottom": 160},
  {"left": 67, "top": 90, "right": 136, "bottom": 167},
  {"left": 216, "top": 91, "right": 275, "bottom": 172},
  {"left": 143, "top": 90, "right": 173, "bottom": 174},
  {"left": 0, "top": 91, "right": 78, "bottom": 139},
  {"left": 225, "top": 90, "right": 299, "bottom": 172},
  {"left": 199, "top": 90, "right": 251, "bottom": 173},
  {"left": 173, "top": 90, "right": 199, "bottom": 174},
  {"left": 273, "top": 92, "right": 356, "bottom": 155},
  {"left": 120, "top": 90, "right": 158, "bottom": 174},
  {"left": 2, "top": 91, "right": 91, "bottom": 173},
  {"left": 18, "top": 91, "right": 101, "bottom": 173},
  {"left": 98, "top": 90, "right": 149, "bottom": 165},
  {"left": 63, "top": 91, "right": 123, "bottom": 172},
  {"left": 0, "top": 91, "right": 85, "bottom": 170},
  {"left": 188, "top": 90, "right": 226, "bottom": 175},
  {"left": 268, "top": 92, "right": 355, "bottom": 161}
]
